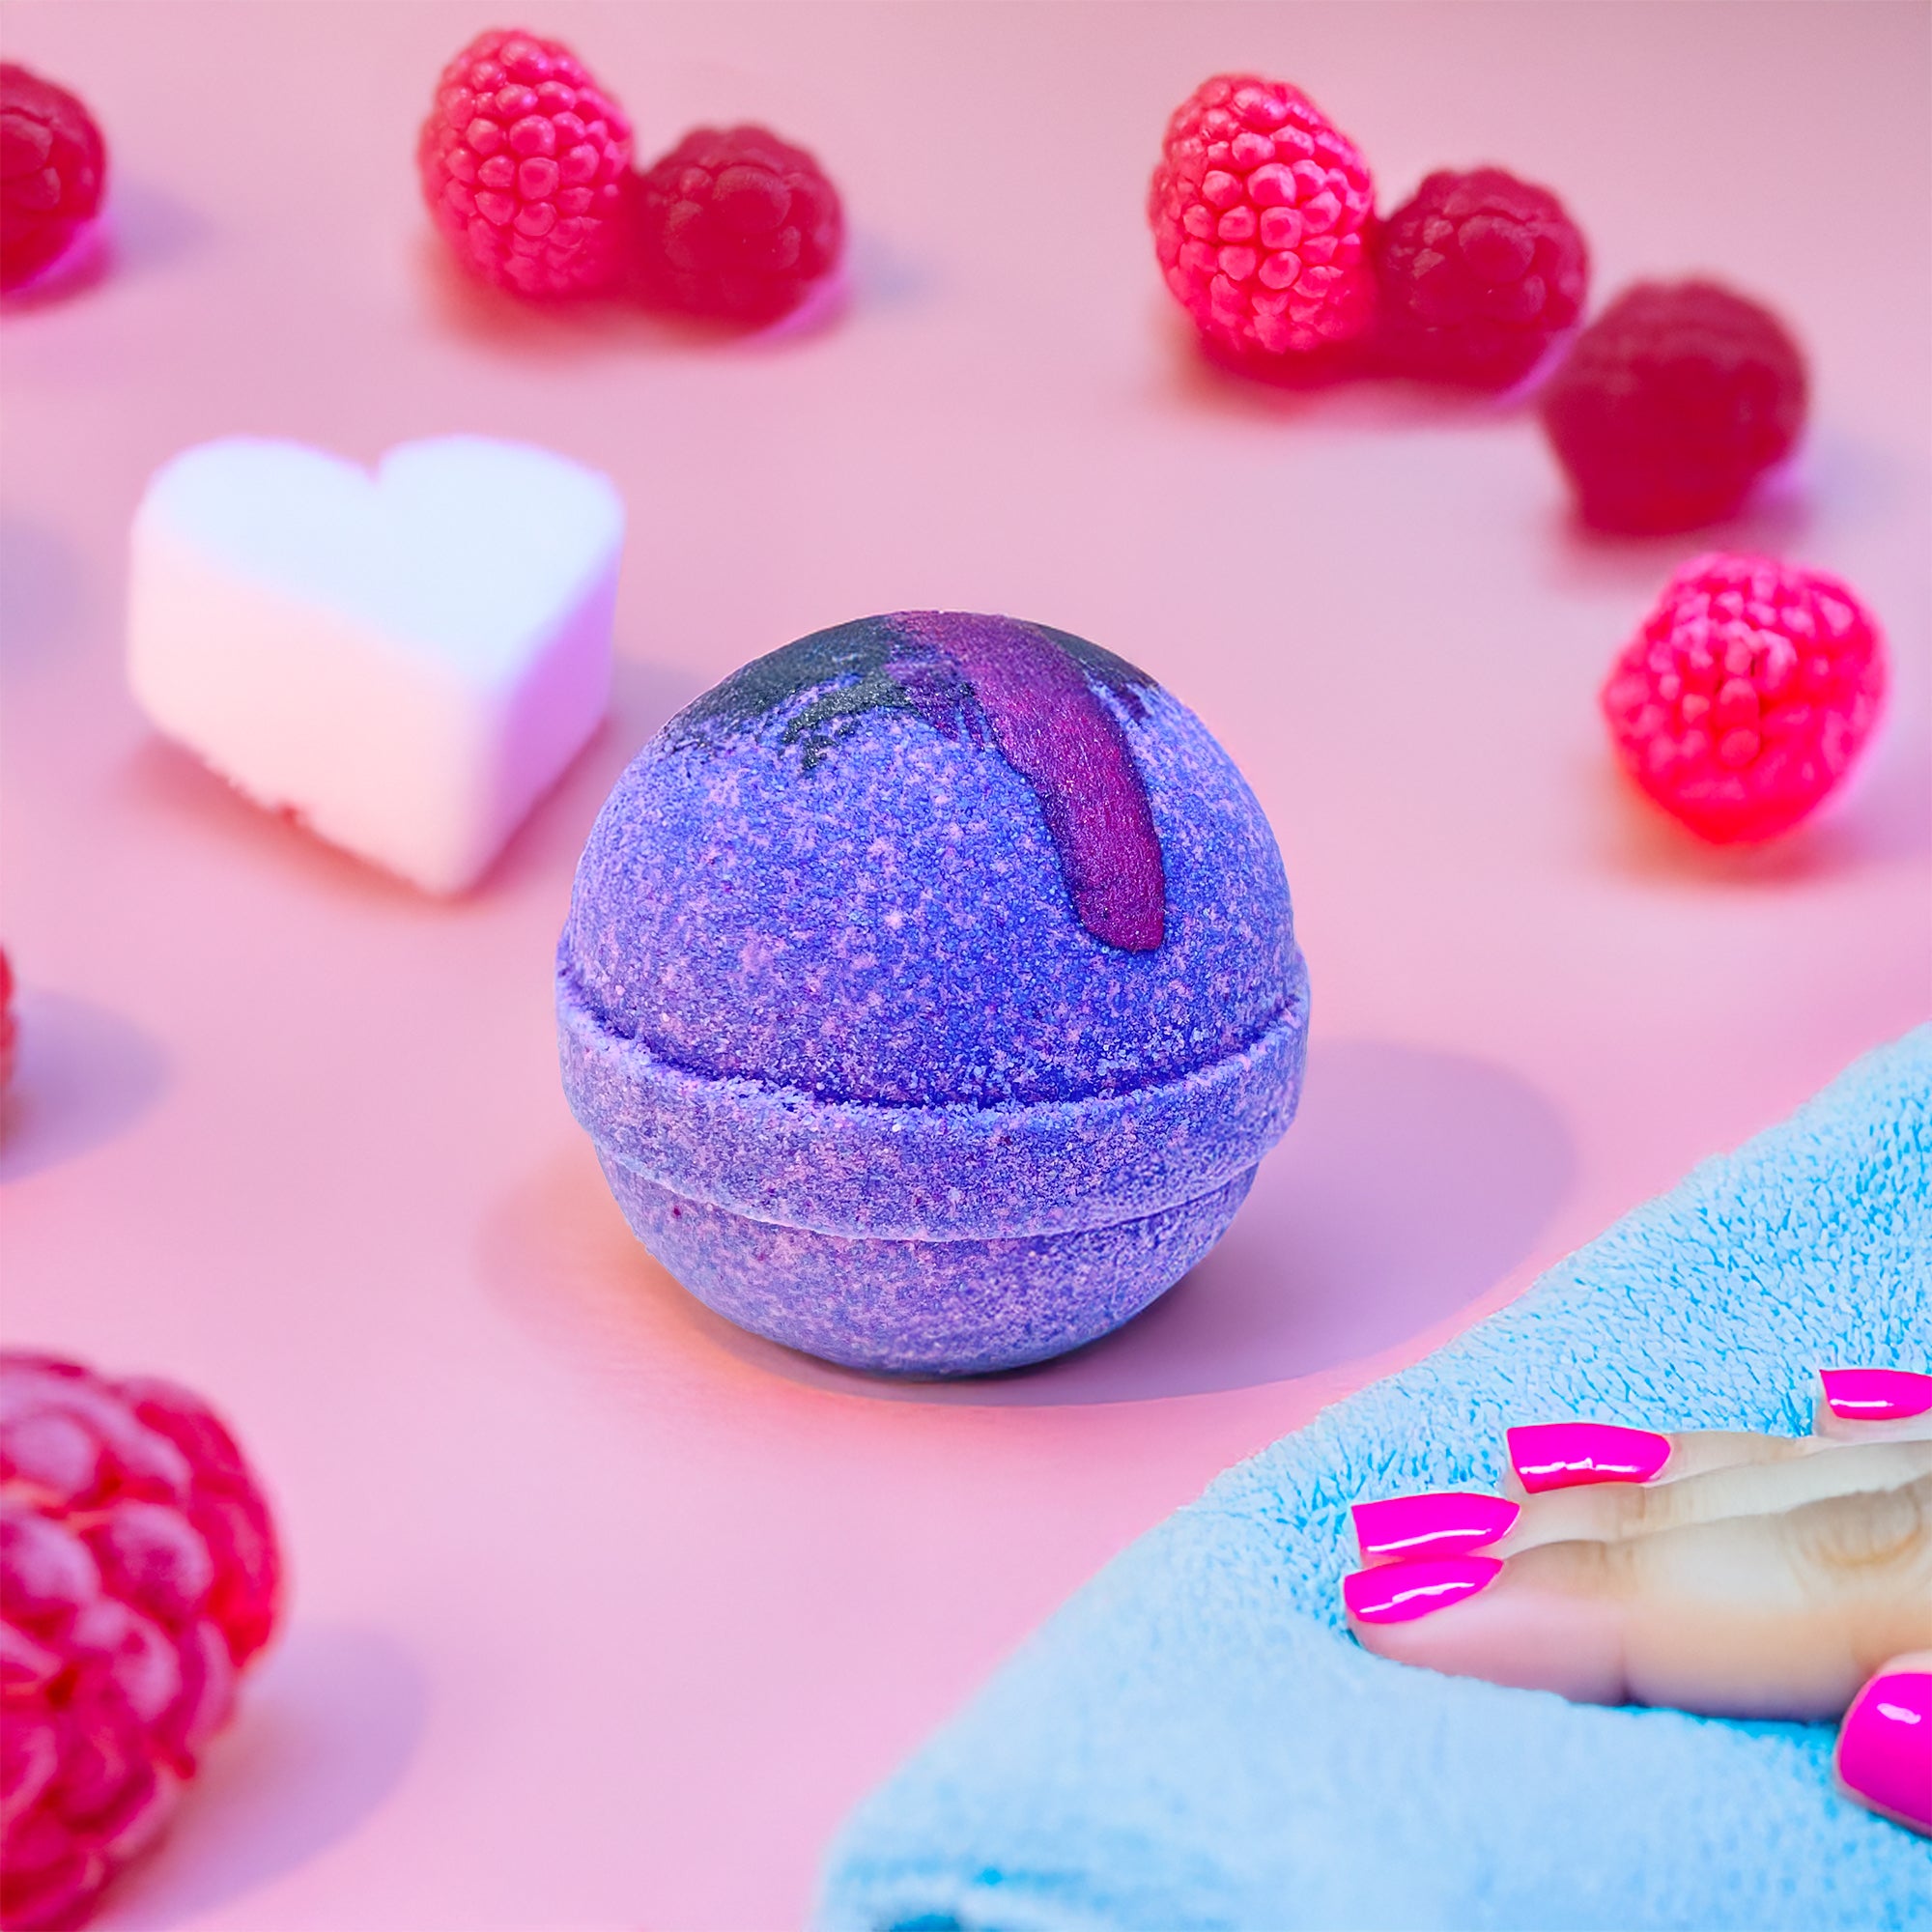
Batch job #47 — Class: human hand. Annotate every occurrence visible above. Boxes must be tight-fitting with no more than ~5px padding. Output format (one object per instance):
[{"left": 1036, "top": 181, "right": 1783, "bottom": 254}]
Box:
[{"left": 1342, "top": 1369, "right": 1932, "bottom": 1834}]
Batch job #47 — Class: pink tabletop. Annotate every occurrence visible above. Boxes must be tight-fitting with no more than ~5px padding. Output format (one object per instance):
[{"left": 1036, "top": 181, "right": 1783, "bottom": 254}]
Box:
[{"left": 2, "top": 3, "right": 1927, "bottom": 1926}]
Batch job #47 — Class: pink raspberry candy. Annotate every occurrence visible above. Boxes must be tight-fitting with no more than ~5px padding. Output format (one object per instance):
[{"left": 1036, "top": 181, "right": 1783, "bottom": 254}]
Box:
[
  {"left": 0, "top": 1353, "right": 282, "bottom": 1930},
  {"left": 0, "top": 64, "right": 107, "bottom": 295},
  {"left": 1602, "top": 554, "right": 1886, "bottom": 844},
  {"left": 417, "top": 27, "right": 632, "bottom": 299},
  {"left": 632, "top": 124, "right": 843, "bottom": 324},
  {"left": 1149, "top": 72, "right": 1377, "bottom": 365},
  {"left": 1373, "top": 166, "right": 1588, "bottom": 387}
]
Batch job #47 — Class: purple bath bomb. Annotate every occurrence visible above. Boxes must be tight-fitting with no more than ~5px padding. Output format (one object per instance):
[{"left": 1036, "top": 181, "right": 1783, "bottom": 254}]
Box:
[{"left": 556, "top": 611, "right": 1308, "bottom": 1376}]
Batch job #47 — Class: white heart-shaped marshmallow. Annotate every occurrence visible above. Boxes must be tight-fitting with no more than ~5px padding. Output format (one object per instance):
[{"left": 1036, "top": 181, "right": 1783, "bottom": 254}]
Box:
[{"left": 128, "top": 436, "right": 624, "bottom": 894}]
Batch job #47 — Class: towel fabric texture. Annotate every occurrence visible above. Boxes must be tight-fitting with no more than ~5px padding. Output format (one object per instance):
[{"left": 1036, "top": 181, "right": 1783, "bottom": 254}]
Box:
[{"left": 816, "top": 1027, "right": 1932, "bottom": 1931}]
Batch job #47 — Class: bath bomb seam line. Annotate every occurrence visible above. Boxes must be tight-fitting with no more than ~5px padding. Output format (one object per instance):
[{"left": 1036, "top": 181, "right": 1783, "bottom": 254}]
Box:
[
  {"left": 557, "top": 964, "right": 1306, "bottom": 1239},
  {"left": 594, "top": 1151, "right": 1261, "bottom": 1249},
  {"left": 556, "top": 963, "right": 1306, "bottom": 1116}
]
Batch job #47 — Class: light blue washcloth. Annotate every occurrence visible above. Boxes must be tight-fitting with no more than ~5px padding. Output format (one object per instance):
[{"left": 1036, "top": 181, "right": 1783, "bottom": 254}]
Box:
[{"left": 816, "top": 1027, "right": 1932, "bottom": 1932}]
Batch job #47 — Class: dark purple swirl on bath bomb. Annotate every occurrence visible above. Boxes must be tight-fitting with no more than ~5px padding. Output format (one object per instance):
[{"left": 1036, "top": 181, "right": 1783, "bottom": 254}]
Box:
[{"left": 665, "top": 611, "right": 1167, "bottom": 952}]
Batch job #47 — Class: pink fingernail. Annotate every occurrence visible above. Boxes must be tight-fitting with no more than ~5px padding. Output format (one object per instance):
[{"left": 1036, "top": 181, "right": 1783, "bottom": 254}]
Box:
[
  {"left": 1507, "top": 1423, "right": 1671, "bottom": 1492},
  {"left": 1343, "top": 1555, "right": 1502, "bottom": 1625},
  {"left": 1820, "top": 1368, "right": 1932, "bottom": 1423},
  {"left": 1352, "top": 1492, "right": 1520, "bottom": 1563},
  {"left": 1838, "top": 1671, "right": 1932, "bottom": 1832}
]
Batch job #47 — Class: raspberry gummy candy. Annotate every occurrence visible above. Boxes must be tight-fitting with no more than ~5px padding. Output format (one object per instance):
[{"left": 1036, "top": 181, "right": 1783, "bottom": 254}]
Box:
[
  {"left": 0, "top": 948, "right": 14, "bottom": 1094},
  {"left": 0, "top": 1352, "right": 282, "bottom": 1929},
  {"left": 417, "top": 27, "right": 632, "bottom": 299},
  {"left": 632, "top": 125, "right": 843, "bottom": 324},
  {"left": 1149, "top": 72, "right": 1377, "bottom": 365},
  {"left": 1541, "top": 280, "right": 1806, "bottom": 532},
  {"left": 1373, "top": 167, "right": 1587, "bottom": 387},
  {"left": 0, "top": 63, "right": 106, "bottom": 294},
  {"left": 1602, "top": 554, "right": 1885, "bottom": 844}
]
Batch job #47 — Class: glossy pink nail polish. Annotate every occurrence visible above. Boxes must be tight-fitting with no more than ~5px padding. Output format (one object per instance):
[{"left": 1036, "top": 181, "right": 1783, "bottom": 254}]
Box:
[
  {"left": 1838, "top": 1671, "right": 1932, "bottom": 1832},
  {"left": 1343, "top": 1555, "right": 1502, "bottom": 1625},
  {"left": 1352, "top": 1492, "right": 1520, "bottom": 1563},
  {"left": 1820, "top": 1367, "right": 1932, "bottom": 1423},
  {"left": 1507, "top": 1422, "right": 1670, "bottom": 1492}
]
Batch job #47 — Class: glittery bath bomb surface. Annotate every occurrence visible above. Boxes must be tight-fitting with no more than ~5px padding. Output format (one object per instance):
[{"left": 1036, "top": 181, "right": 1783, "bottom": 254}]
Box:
[{"left": 557, "top": 612, "right": 1308, "bottom": 1375}]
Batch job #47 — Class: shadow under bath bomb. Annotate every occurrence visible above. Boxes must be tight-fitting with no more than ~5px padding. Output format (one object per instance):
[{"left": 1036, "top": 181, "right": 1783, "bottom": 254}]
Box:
[
  {"left": 555, "top": 611, "right": 1309, "bottom": 1377},
  {"left": 127, "top": 436, "right": 623, "bottom": 894}
]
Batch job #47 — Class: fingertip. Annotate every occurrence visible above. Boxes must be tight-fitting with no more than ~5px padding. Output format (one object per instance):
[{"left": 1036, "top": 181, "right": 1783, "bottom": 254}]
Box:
[
  {"left": 1836, "top": 1660, "right": 1932, "bottom": 1836},
  {"left": 1506, "top": 1422, "right": 1671, "bottom": 1493},
  {"left": 1344, "top": 1545, "right": 1627, "bottom": 1704},
  {"left": 1819, "top": 1368, "right": 1932, "bottom": 1422},
  {"left": 1351, "top": 1492, "right": 1520, "bottom": 1564},
  {"left": 1343, "top": 1554, "right": 1502, "bottom": 1625},
  {"left": 1815, "top": 1369, "right": 1932, "bottom": 1442}
]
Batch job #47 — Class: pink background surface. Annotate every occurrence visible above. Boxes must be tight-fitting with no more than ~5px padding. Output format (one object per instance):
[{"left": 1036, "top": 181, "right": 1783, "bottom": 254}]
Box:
[{"left": 2, "top": 3, "right": 1927, "bottom": 1926}]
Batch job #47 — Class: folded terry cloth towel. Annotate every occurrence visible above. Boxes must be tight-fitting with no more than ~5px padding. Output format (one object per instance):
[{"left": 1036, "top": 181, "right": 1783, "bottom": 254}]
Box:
[{"left": 816, "top": 1027, "right": 1932, "bottom": 1932}]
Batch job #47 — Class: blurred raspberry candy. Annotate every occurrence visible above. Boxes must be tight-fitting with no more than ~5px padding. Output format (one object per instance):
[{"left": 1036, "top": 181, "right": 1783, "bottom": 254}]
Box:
[
  {"left": 0, "top": 64, "right": 107, "bottom": 294},
  {"left": 1542, "top": 280, "right": 1806, "bottom": 531},
  {"left": 0, "top": 1352, "right": 282, "bottom": 1929},
  {"left": 1373, "top": 166, "right": 1587, "bottom": 387},
  {"left": 0, "top": 949, "right": 15, "bottom": 1096},
  {"left": 632, "top": 124, "right": 844, "bottom": 324}
]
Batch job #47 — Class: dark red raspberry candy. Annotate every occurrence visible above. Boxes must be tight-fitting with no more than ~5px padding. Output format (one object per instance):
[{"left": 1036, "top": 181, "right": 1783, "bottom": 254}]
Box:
[
  {"left": 1148, "top": 72, "right": 1377, "bottom": 366},
  {"left": 1541, "top": 280, "right": 1806, "bottom": 532},
  {"left": 0, "top": 949, "right": 14, "bottom": 1094},
  {"left": 417, "top": 27, "right": 632, "bottom": 299},
  {"left": 0, "top": 64, "right": 106, "bottom": 294},
  {"left": 0, "top": 1353, "right": 282, "bottom": 1930},
  {"left": 1602, "top": 554, "right": 1886, "bottom": 844},
  {"left": 1373, "top": 166, "right": 1587, "bottom": 387},
  {"left": 632, "top": 125, "right": 843, "bottom": 324}
]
